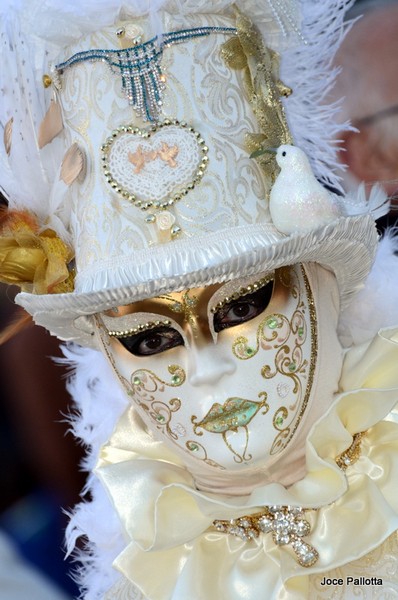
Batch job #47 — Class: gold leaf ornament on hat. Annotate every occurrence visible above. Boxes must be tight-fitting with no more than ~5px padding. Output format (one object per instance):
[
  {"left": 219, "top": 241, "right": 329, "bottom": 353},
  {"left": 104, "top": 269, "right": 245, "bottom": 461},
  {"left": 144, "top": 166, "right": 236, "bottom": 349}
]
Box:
[
  {"left": 0, "top": 211, "right": 74, "bottom": 294},
  {"left": 221, "top": 10, "right": 292, "bottom": 195}
]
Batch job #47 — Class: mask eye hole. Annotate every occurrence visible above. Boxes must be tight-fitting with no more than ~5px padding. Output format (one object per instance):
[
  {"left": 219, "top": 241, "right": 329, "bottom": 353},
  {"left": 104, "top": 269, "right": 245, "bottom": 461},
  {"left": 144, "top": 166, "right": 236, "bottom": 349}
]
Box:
[
  {"left": 117, "top": 325, "right": 184, "bottom": 356},
  {"left": 213, "top": 281, "right": 274, "bottom": 333}
]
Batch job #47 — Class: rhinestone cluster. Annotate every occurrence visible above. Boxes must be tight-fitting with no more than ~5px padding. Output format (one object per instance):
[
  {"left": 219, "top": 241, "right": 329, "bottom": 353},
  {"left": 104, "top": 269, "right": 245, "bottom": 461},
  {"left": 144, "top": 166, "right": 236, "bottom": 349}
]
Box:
[
  {"left": 108, "top": 319, "right": 171, "bottom": 339},
  {"left": 335, "top": 431, "right": 366, "bottom": 471},
  {"left": 213, "top": 506, "right": 318, "bottom": 568},
  {"left": 210, "top": 273, "right": 275, "bottom": 314},
  {"left": 101, "top": 119, "right": 209, "bottom": 212},
  {"left": 55, "top": 26, "right": 236, "bottom": 122}
]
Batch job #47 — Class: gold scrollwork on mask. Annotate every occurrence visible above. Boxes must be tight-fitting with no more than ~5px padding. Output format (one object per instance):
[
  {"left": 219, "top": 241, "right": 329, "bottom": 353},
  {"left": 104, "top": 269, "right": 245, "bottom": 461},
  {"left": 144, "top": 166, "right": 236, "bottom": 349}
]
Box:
[
  {"left": 157, "top": 290, "right": 199, "bottom": 328},
  {"left": 232, "top": 311, "right": 292, "bottom": 360},
  {"left": 131, "top": 364, "right": 186, "bottom": 389},
  {"left": 231, "top": 266, "right": 317, "bottom": 456},
  {"left": 126, "top": 365, "right": 186, "bottom": 440},
  {"left": 191, "top": 392, "right": 269, "bottom": 464},
  {"left": 268, "top": 268, "right": 316, "bottom": 454},
  {"left": 185, "top": 440, "right": 226, "bottom": 470}
]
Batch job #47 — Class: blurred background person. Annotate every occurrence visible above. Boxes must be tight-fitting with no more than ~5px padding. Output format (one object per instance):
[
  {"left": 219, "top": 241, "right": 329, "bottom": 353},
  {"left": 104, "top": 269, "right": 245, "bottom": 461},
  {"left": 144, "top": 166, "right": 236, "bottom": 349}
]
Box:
[
  {"left": 0, "top": 284, "right": 84, "bottom": 597},
  {"left": 332, "top": 0, "right": 398, "bottom": 228},
  {"left": 0, "top": 197, "right": 84, "bottom": 596},
  {"left": 0, "top": 529, "right": 71, "bottom": 600}
]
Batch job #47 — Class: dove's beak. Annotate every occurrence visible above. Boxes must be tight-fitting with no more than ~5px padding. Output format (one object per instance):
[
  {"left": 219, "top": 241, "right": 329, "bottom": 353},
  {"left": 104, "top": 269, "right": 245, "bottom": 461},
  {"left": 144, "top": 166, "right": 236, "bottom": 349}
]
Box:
[{"left": 249, "top": 147, "right": 278, "bottom": 158}]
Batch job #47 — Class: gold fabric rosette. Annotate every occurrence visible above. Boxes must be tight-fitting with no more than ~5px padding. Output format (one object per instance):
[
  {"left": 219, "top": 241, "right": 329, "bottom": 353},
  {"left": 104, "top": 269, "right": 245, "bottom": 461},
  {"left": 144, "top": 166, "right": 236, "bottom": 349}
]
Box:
[{"left": 0, "top": 210, "right": 74, "bottom": 295}]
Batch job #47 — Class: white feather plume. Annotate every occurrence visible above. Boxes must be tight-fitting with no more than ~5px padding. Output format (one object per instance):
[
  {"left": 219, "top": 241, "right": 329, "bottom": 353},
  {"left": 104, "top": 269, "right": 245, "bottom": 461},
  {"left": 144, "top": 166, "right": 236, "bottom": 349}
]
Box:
[
  {"left": 281, "top": 0, "right": 356, "bottom": 194},
  {"left": 0, "top": 9, "right": 71, "bottom": 239},
  {"left": 338, "top": 229, "right": 398, "bottom": 347},
  {"left": 344, "top": 182, "right": 390, "bottom": 221},
  {"left": 58, "top": 344, "right": 131, "bottom": 598}
]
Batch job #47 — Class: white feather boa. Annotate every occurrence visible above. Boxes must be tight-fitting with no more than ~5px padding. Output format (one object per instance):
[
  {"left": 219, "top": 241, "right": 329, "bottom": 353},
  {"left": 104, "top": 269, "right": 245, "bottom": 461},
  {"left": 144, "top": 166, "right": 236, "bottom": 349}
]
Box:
[{"left": 338, "top": 230, "right": 398, "bottom": 346}]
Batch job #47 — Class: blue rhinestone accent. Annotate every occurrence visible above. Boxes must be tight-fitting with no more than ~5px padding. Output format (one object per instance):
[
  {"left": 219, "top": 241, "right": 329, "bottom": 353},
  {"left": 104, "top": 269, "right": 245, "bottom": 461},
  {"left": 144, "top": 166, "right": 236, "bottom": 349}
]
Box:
[{"left": 55, "top": 26, "right": 237, "bottom": 122}]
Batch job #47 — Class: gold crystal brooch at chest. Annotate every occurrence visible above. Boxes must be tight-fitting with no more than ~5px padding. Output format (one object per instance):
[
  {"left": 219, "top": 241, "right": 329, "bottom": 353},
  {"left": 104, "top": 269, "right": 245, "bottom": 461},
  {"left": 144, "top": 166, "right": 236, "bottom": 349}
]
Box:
[
  {"left": 214, "top": 506, "right": 318, "bottom": 567},
  {"left": 213, "top": 431, "right": 368, "bottom": 568}
]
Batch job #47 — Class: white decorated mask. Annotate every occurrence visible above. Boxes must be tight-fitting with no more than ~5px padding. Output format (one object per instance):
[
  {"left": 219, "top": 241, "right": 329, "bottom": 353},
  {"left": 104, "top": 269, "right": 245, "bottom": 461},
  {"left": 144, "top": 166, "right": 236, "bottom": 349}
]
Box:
[{"left": 96, "top": 264, "right": 318, "bottom": 474}]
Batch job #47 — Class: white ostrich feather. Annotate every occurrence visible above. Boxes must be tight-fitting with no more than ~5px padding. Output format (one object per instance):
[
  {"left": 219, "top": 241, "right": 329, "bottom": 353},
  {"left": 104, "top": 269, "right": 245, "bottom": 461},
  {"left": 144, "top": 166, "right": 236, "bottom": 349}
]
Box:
[
  {"left": 338, "top": 229, "right": 398, "bottom": 347},
  {"left": 281, "top": 0, "right": 356, "bottom": 194},
  {"left": 58, "top": 345, "right": 131, "bottom": 598},
  {"left": 344, "top": 182, "right": 390, "bottom": 221}
]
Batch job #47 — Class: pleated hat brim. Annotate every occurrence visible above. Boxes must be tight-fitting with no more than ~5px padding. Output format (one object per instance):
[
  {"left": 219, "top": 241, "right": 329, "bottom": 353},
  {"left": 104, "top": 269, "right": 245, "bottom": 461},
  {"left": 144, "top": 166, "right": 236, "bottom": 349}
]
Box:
[{"left": 16, "top": 214, "right": 378, "bottom": 347}]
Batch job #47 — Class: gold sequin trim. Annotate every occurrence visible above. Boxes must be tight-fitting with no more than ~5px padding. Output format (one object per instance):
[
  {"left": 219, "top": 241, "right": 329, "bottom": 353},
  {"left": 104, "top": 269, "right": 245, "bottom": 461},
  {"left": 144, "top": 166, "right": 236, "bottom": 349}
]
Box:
[
  {"left": 210, "top": 273, "right": 274, "bottom": 314},
  {"left": 221, "top": 10, "right": 293, "bottom": 198},
  {"left": 335, "top": 432, "right": 367, "bottom": 471},
  {"left": 108, "top": 319, "right": 171, "bottom": 338}
]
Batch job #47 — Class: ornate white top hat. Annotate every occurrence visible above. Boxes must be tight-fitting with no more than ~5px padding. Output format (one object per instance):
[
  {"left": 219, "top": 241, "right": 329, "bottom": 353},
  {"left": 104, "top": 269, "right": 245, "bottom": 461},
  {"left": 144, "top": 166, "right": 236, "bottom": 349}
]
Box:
[{"left": 0, "top": 0, "right": 383, "bottom": 347}]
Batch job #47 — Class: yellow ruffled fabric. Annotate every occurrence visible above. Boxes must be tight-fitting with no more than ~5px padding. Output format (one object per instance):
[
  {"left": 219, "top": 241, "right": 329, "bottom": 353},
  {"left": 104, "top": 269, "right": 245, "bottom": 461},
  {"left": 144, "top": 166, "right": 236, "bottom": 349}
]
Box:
[
  {"left": 96, "top": 329, "right": 398, "bottom": 600},
  {"left": 0, "top": 211, "right": 74, "bottom": 294}
]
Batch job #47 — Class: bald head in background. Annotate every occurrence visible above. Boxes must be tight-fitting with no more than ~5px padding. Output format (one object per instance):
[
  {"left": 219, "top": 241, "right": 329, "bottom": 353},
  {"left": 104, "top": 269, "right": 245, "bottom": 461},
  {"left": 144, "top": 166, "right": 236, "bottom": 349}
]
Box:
[{"left": 333, "top": 1, "right": 398, "bottom": 205}]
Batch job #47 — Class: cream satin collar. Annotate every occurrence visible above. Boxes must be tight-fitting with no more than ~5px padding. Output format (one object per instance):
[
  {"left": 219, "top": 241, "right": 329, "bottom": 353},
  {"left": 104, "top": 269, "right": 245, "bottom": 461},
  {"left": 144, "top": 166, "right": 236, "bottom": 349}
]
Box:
[{"left": 96, "top": 328, "right": 398, "bottom": 600}]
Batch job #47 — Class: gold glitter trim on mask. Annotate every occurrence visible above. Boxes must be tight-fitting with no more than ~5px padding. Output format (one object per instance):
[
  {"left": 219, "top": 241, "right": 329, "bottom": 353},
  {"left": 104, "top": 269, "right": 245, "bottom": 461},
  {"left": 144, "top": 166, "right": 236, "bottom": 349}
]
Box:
[
  {"left": 210, "top": 273, "right": 274, "bottom": 314},
  {"left": 213, "top": 505, "right": 318, "bottom": 568},
  {"left": 108, "top": 319, "right": 172, "bottom": 338},
  {"left": 335, "top": 432, "right": 367, "bottom": 471},
  {"left": 158, "top": 290, "right": 199, "bottom": 330},
  {"left": 96, "top": 315, "right": 186, "bottom": 442},
  {"left": 131, "top": 364, "right": 186, "bottom": 389},
  {"left": 185, "top": 440, "right": 226, "bottom": 470},
  {"left": 127, "top": 365, "right": 185, "bottom": 440},
  {"left": 270, "top": 266, "right": 317, "bottom": 454}
]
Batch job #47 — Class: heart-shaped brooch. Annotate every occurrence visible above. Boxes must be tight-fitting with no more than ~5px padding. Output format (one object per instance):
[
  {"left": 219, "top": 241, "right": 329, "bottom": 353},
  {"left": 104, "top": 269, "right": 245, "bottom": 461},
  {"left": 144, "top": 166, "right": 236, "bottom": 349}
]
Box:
[{"left": 101, "top": 119, "right": 209, "bottom": 240}]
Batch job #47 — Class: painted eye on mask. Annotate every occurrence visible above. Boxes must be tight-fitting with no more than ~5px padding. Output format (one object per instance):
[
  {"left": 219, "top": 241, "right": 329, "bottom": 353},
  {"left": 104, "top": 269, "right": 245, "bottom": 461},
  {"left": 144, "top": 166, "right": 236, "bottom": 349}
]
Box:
[
  {"left": 213, "top": 281, "right": 274, "bottom": 333},
  {"left": 118, "top": 325, "right": 184, "bottom": 357}
]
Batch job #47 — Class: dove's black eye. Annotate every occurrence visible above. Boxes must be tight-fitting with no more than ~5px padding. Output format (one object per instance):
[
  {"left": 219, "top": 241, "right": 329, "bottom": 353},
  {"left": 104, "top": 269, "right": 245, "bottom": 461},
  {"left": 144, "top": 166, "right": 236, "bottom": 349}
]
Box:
[{"left": 282, "top": 150, "right": 286, "bottom": 157}]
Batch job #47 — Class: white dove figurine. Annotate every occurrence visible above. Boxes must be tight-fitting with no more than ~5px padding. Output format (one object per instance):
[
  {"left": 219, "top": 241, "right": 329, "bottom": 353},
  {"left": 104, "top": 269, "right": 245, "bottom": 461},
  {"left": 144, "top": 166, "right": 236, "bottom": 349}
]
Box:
[{"left": 269, "top": 145, "right": 342, "bottom": 235}]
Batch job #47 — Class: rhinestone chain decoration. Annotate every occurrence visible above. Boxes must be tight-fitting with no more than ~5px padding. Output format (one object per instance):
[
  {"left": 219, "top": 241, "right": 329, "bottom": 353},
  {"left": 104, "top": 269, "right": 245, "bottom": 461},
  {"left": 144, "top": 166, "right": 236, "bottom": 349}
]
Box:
[
  {"left": 213, "top": 506, "right": 319, "bottom": 567},
  {"left": 267, "top": 0, "right": 306, "bottom": 42},
  {"left": 55, "top": 27, "right": 237, "bottom": 122}
]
